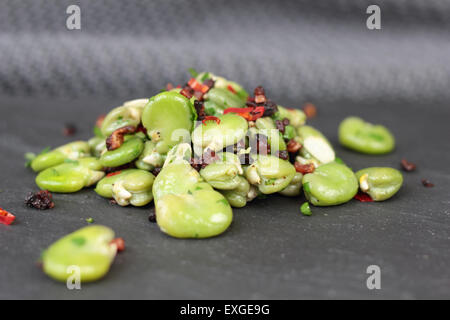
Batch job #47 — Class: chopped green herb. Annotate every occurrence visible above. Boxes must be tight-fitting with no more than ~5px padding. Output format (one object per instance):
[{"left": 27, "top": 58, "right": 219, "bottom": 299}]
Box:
[
  {"left": 86, "top": 218, "right": 94, "bottom": 224},
  {"left": 188, "top": 68, "right": 199, "bottom": 78},
  {"left": 201, "top": 72, "right": 210, "bottom": 82},
  {"left": 301, "top": 202, "right": 312, "bottom": 216},
  {"left": 334, "top": 157, "right": 345, "bottom": 165},
  {"left": 24, "top": 152, "right": 36, "bottom": 168},
  {"left": 187, "top": 190, "right": 193, "bottom": 195}
]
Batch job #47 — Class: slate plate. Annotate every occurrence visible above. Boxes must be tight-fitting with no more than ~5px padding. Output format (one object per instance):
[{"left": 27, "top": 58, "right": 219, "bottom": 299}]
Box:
[{"left": 0, "top": 96, "right": 449, "bottom": 299}]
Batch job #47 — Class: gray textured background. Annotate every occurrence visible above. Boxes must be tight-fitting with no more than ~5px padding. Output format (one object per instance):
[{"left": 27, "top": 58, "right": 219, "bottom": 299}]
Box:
[
  {"left": 1, "top": 0, "right": 450, "bottom": 104},
  {"left": 0, "top": 0, "right": 449, "bottom": 300}
]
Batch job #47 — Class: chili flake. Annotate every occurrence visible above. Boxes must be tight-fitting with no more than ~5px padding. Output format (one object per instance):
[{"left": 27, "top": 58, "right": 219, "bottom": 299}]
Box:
[
  {"left": 106, "top": 125, "right": 136, "bottom": 151},
  {"left": 110, "top": 238, "right": 125, "bottom": 252},
  {"left": 227, "top": 85, "right": 237, "bottom": 94},
  {"left": 202, "top": 116, "right": 221, "bottom": 126},
  {"left": 401, "top": 159, "right": 416, "bottom": 172},
  {"left": 294, "top": 162, "right": 315, "bottom": 174},
  {"left": 106, "top": 171, "right": 122, "bottom": 177},
  {"left": 303, "top": 102, "right": 317, "bottom": 118},
  {"left": 354, "top": 192, "right": 374, "bottom": 202},
  {"left": 421, "top": 179, "right": 434, "bottom": 188},
  {"left": 0, "top": 208, "right": 15, "bottom": 225}
]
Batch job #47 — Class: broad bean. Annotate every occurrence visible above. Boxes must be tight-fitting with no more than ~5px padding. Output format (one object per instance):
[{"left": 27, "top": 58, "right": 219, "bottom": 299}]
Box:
[
  {"left": 339, "top": 117, "right": 395, "bottom": 154},
  {"left": 142, "top": 91, "right": 195, "bottom": 155},
  {"left": 100, "top": 136, "right": 144, "bottom": 168},
  {"left": 297, "top": 126, "right": 335, "bottom": 164},
  {"left": 245, "top": 155, "right": 296, "bottom": 194},
  {"left": 95, "top": 169, "right": 155, "bottom": 206},
  {"left": 101, "top": 99, "right": 148, "bottom": 137},
  {"left": 355, "top": 167, "right": 403, "bottom": 201},
  {"left": 41, "top": 225, "right": 118, "bottom": 282},
  {"left": 192, "top": 113, "right": 248, "bottom": 152},
  {"left": 152, "top": 146, "right": 233, "bottom": 238},
  {"left": 302, "top": 162, "right": 358, "bottom": 206},
  {"left": 36, "top": 158, "right": 104, "bottom": 193},
  {"left": 31, "top": 141, "right": 90, "bottom": 172}
]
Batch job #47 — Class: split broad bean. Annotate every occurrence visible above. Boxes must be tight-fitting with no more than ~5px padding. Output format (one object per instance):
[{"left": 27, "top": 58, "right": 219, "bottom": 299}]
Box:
[
  {"left": 42, "top": 225, "right": 119, "bottom": 282},
  {"left": 356, "top": 167, "right": 403, "bottom": 201},
  {"left": 339, "top": 116, "right": 395, "bottom": 154}
]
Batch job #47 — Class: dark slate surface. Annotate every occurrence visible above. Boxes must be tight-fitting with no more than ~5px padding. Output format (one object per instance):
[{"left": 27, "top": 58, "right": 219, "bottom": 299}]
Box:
[{"left": 0, "top": 96, "right": 449, "bottom": 299}]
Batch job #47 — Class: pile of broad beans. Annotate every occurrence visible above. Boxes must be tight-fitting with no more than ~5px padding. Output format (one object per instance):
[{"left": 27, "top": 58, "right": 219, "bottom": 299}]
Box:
[{"left": 27, "top": 72, "right": 403, "bottom": 282}]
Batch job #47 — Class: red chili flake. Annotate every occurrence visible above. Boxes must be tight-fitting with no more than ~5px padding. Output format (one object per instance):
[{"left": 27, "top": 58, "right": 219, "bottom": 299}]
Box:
[
  {"left": 96, "top": 115, "right": 106, "bottom": 129},
  {"left": 110, "top": 238, "right": 125, "bottom": 252},
  {"left": 63, "top": 123, "right": 77, "bottom": 136},
  {"left": 25, "top": 190, "right": 55, "bottom": 210},
  {"left": 401, "top": 159, "right": 416, "bottom": 172},
  {"left": 180, "top": 86, "right": 195, "bottom": 99},
  {"left": 302, "top": 103, "right": 317, "bottom": 119},
  {"left": 106, "top": 125, "right": 136, "bottom": 151},
  {"left": 254, "top": 86, "right": 266, "bottom": 104},
  {"left": 224, "top": 106, "right": 265, "bottom": 121},
  {"left": 287, "top": 139, "right": 302, "bottom": 153},
  {"left": 294, "top": 162, "right": 315, "bottom": 174},
  {"left": 421, "top": 179, "right": 434, "bottom": 188},
  {"left": 202, "top": 116, "right": 221, "bottom": 126},
  {"left": 0, "top": 208, "right": 16, "bottom": 225},
  {"left": 354, "top": 192, "right": 374, "bottom": 202},
  {"left": 227, "top": 85, "right": 237, "bottom": 94},
  {"left": 106, "top": 171, "right": 122, "bottom": 177},
  {"left": 166, "top": 83, "right": 174, "bottom": 91}
]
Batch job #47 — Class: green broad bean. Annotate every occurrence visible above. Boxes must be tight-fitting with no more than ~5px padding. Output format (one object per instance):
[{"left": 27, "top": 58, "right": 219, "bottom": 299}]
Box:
[
  {"left": 297, "top": 125, "right": 335, "bottom": 164},
  {"left": 274, "top": 106, "right": 306, "bottom": 128},
  {"left": 30, "top": 141, "right": 90, "bottom": 172},
  {"left": 200, "top": 152, "right": 243, "bottom": 190},
  {"left": 95, "top": 169, "right": 155, "bottom": 206},
  {"left": 245, "top": 155, "right": 296, "bottom": 194},
  {"left": 142, "top": 91, "right": 195, "bottom": 155},
  {"left": 36, "top": 158, "right": 104, "bottom": 193},
  {"left": 100, "top": 136, "right": 144, "bottom": 168},
  {"left": 255, "top": 117, "right": 276, "bottom": 130},
  {"left": 196, "top": 72, "right": 249, "bottom": 101},
  {"left": 152, "top": 152, "right": 233, "bottom": 238},
  {"left": 101, "top": 99, "right": 148, "bottom": 137},
  {"left": 339, "top": 117, "right": 395, "bottom": 154},
  {"left": 192, "top": 113, "right": 248, "bottom": 152},
  {"left": 41, "top": 225, "right": 118, "bottom": 283},
  {"left": 205, "top": 88, "right": 246, "bottom": 112},
  {"left": 135, "top": 141, "right": 165, "bottom": 171},
  {"left": 279, "top": 172, "right": 303, "bottom": 197},
  {"left": 355, "top": 167, "right": 403, "bottom": 201},
  {"left": 302, "top": 162, "right": 358, "bottom": 206},
  {"left": 220, "top": 176, "right": 252, "bottom": 208},
  {"left": 88, "top": 136, "right": 106, "bottom": 158}
]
